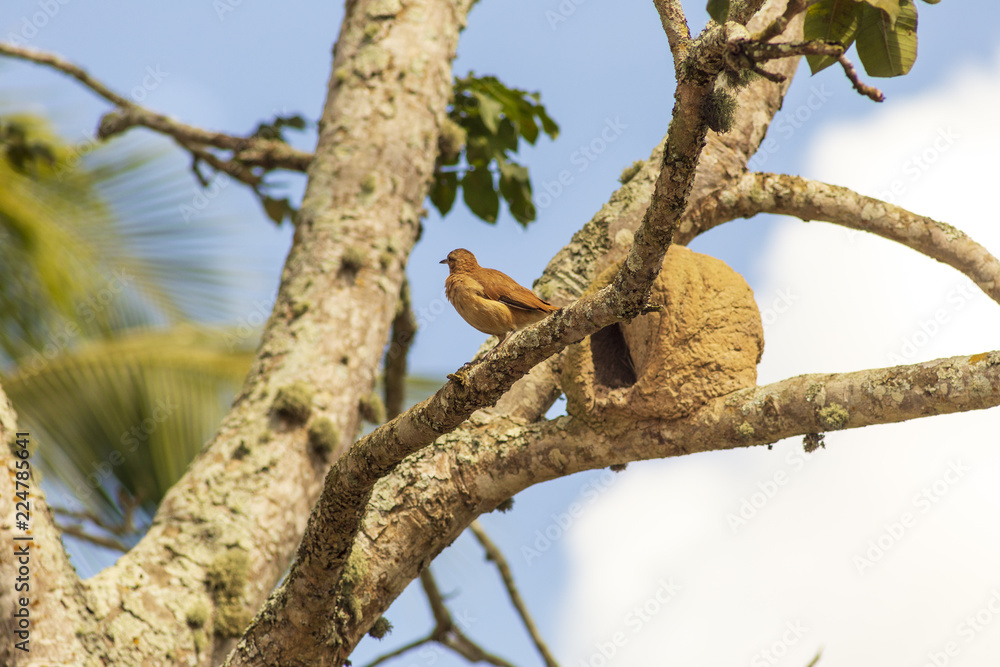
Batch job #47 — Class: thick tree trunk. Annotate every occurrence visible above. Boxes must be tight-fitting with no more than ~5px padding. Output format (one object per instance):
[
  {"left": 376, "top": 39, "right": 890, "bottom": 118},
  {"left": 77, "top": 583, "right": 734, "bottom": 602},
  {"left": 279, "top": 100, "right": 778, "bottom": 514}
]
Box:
[{"left": 6, "top": 0, "right": 473, "bottom": 665}]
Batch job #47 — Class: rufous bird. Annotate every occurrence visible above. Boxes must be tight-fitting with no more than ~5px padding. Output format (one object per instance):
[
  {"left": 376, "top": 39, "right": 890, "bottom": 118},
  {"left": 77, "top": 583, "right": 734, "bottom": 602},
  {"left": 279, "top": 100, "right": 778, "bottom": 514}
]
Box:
[{"left": 440, "top": 248, "right": 559, "bottom": 354}]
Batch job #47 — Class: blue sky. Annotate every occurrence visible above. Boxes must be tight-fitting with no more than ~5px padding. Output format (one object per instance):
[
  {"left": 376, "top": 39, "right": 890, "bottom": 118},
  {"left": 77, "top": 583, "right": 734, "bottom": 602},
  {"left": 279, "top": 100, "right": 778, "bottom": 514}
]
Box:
[{"left": 3, "top": 1, "right": 1000, "bottom": 665}]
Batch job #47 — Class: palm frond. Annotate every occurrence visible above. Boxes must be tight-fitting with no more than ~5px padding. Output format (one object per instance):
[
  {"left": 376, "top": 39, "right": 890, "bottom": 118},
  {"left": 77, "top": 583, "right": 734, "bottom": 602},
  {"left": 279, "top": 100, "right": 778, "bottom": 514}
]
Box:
[{"left": 3, "top": 326, "right": 254, "bottom": 525}]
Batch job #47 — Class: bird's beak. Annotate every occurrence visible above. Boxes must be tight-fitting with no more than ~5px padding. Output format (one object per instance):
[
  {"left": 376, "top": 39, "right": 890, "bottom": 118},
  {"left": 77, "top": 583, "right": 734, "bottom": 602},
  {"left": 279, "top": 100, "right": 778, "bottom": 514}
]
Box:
[{"left": 439, "top": 258, "right": 448, "bottom": 264}]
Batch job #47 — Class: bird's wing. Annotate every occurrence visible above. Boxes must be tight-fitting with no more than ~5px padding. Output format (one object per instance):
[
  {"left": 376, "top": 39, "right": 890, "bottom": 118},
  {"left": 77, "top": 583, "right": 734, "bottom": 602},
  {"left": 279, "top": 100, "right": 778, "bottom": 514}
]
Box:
[{"left": 478, "top": 268, "right": 555, "bottom": 312}]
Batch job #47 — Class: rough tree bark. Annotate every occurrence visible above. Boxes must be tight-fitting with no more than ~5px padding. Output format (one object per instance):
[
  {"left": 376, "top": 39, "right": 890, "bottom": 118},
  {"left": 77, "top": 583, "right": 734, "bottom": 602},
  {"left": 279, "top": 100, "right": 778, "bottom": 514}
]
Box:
[{"left": 1, "top": 1, "right": 998, "bottom": 666}]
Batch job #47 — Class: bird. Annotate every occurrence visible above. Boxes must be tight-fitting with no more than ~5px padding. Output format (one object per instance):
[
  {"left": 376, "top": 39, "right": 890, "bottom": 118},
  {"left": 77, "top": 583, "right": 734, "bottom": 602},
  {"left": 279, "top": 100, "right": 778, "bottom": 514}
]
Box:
[{"left": 440, "top": 248, "right": 559, "bottom": 354}]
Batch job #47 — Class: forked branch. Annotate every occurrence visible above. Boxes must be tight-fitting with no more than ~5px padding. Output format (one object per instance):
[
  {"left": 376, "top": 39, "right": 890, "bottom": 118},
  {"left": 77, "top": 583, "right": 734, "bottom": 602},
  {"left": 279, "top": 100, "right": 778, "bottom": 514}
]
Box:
[
  {"left": 469, "top": 520, "right": 560, "bottom": 667},
  {"left": 0, "top": 42, "right": 313, "bottom": 181}
]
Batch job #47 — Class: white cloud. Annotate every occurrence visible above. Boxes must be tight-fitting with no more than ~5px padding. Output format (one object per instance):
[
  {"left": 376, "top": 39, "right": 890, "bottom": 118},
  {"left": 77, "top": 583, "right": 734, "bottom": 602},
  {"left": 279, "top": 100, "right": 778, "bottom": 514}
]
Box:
[{"left": 557, "top": 51, "right": 1000, "bottom": 667}]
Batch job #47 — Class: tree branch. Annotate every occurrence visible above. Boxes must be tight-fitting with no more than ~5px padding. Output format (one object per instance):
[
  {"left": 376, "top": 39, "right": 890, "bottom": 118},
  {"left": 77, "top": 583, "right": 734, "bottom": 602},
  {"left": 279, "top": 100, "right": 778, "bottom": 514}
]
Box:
[
  {"left": 0, "top": 42, "right": 312, "bottom": 174},
  {"left": 683, "top": 172, "right": 1000, "bottom": 306},
  {"left": 327, "top": 350, "right": 1000, "bottom": 651},
  {"left": 329, "top": 9, "right": 810, "bottom": 653},
  {"left": 653, "top": 0, "right": 692, "bottom": 67},
  {"left": 469, "top": 520, "right": 559, "bottom": 667}
]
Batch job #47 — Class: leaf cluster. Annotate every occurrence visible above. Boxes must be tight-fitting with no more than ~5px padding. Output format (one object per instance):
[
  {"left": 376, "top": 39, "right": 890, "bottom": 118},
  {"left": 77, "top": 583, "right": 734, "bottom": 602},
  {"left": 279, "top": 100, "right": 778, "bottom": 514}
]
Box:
[
  {"left": 708, "top": 0, "right": 939, "bottom": 79},
  {"left": 805, "top": 0, "right": 939, "bottom": 78},
  {"left": 430, "top": 73, "right": 559, "bottom": 226}
]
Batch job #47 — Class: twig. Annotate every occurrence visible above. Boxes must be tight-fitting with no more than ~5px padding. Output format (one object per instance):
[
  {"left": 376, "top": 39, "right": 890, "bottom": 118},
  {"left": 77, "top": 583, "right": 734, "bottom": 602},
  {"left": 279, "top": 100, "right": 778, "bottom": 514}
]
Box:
[
  {"left": 751, "top": 64, "right": 787, "bottom": 84},
  {"left": 384, "top": 279, "right": 417, "bottom": 420},
  {"left": 469, "top": 520, "right": 560, "bottom": 667},
  {"left": 181, "top": 139, "right": 263, "bottom": 188},
  {"left": 0, "top": 42, "right": 312, "bottom": 173},
  {"left": 838, "top": 54, "right": 885, "bottom": 102},
  {"left": 362, "top": 567, "right": 518, "bottom": 667},
  {"left": 421, "top": 569, "right": 516, "bottom": 666},
  {"left": 652, "top": 0, "right": 692, "bottom": 65},
  {"left": 56, "top": 523, "right": 129, "bottom": 552},
  {"left": 726, "top": 39, "right": 842, "bottom": 85},
  {"left": 420, "top": 569, "right": 452, "bottom": 628},
  {"left": 52, "top": 494, "right": 138, "bottom": 536},
  {"left": 752, "top": 0, "right": 809, "bottom": 42},
  {"left": 736, "top": 39, "right": 843, "bottom": 64},
  {"left": 360, "top": 636, "right": 432, "bottom": 667}
]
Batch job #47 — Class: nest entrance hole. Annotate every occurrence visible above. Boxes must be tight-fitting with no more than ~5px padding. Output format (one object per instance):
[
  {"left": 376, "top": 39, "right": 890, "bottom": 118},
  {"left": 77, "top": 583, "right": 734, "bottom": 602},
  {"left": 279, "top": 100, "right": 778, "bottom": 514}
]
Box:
[{"left": 590, "top": 324, "right": 637, "bottom": 389}]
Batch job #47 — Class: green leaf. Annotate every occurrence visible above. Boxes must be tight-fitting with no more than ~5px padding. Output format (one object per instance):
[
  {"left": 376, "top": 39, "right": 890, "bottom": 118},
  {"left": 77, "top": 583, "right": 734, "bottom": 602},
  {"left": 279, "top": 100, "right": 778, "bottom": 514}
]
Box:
[
  {"left": 4, "top": 327, "right": 253, "bottom": 526},
  {"left": 440, "top": 73, "right": 558, "bottom": 224},
  {"left": 707, "top": 0, "right": 730, "bottom": 23},
  {"left": 805, "top": 0, "right": 864, "bottom": 74},
  {"left": 498, "top": 161, "right": 534, "bottom": 226},
  {"left": 497, "top": 118, "right": 519, "bottom": 153},
  {"left": 471, "top": 91, "right": 503, "bottom": 135},
  {"left": 429, "top": 170, "right": 458, "bottom": 216},
  {"left": 461, "top": 167, "right": 499, "bottom": 223},
  {"left": 261, "top": 196, "right": 293, "bottom": 225},
  {"left": 856, "top": 0, "right": 918, "bottom": 77},
  {"left": 861, "top": 0, "right": 901, "bottom": 26},
  {"left": 465, "top": 134, "right": 492, "bottom": 167},
  {"left": 537, "top": 107, "right": 560, "bottom": 140}
]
